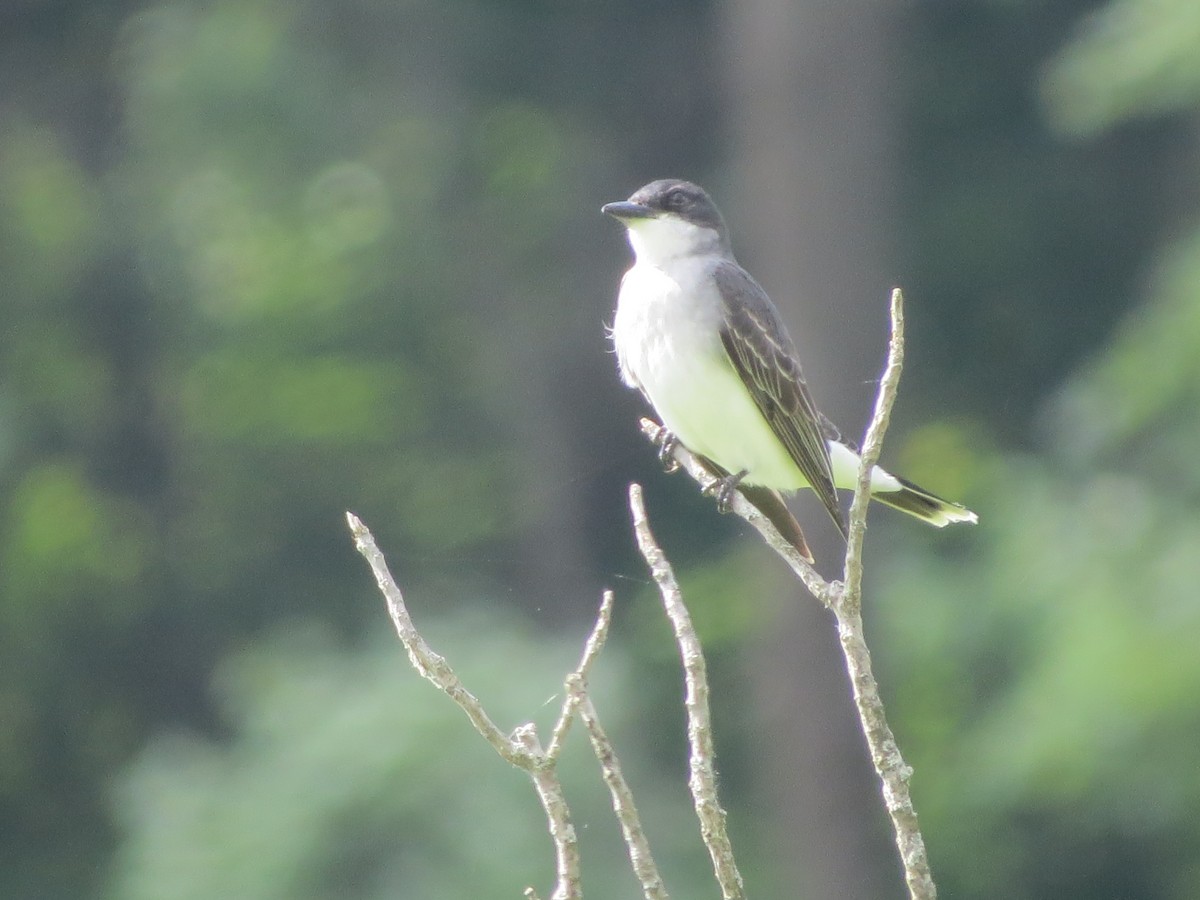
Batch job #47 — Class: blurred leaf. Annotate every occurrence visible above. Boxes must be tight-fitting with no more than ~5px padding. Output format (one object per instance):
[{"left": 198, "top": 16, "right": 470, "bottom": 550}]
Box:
[
  {"left": 0, "top": 124, "right": 102, "bottom": 299},
  {"left": 179, "top": 353, "right": 423, "bottom": 445},
  {"left": 2, "top": 461, "right": 150, "bottom": 633},
  {"left": 1043, "top": 0, "right": 1200, "bottom": 134}
]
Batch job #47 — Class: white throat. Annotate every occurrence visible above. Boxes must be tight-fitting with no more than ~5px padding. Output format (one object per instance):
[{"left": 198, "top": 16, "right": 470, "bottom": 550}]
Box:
[{"left": 625, "top": 216, "right": 725, "bottom": 265}]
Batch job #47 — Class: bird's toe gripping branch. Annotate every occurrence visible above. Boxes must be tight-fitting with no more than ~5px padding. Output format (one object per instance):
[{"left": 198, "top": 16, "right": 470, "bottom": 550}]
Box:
[
  {"left": 654, "top": 427, "right": 681, "bottom": 474},
  {"left": 706, "top": 469, "right": 749, "bottom": 515}
]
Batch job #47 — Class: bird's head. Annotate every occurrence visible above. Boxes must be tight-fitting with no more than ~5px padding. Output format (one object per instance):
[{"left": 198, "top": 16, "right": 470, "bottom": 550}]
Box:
[{"left": 602, "top": 179, "right": 731, "bottom": 262}]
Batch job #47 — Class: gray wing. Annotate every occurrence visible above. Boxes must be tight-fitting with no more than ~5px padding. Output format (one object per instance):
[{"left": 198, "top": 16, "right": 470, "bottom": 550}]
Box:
[{"left": 712, "top": 260, "right": 846, "bottom": 536}]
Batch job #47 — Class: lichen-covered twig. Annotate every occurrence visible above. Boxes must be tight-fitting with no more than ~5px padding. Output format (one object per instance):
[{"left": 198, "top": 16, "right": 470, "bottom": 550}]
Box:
[
  {"left": 830, "top": 288, "right": 935, "bottom": 900},
  {"left": 637, "top": 418, "right": 832, "bottom": 607},
  {"left": 347, "top": 513, "right": 584, "bottom": 900},
  {"left": 638, "top": 288, "right": 937, "bottom": 899},
  {"left": 629, "top": 484, "right": 745, "bottom": 900},
  {"left": 348, "top": 515, "right": 672, "bottom": 899},
  {"left": 546, "top": 590, "right": 615, "bottom": 762},
  {"left": 555, "top": 592, "right": 670, "bottom": 900},
  {"left": 572, "top": 685, "right": 670, "bottom": 900}
]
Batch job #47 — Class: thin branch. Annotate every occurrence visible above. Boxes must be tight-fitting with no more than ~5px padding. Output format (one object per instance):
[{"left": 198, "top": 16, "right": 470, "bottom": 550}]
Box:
[
  {"left": 513, "top": 725, "right": 583, "bottom": 900},
  {"left": 636, "top": 288, "right": 937, "bottom": 900},
  {"left": 346, "top": 512, "right": 584, "bottom": 900},
  {"left": 572, "top": 682, "right": 671, "bottom": 900},
  {"left": 831, "top": 289, "right": 936, "bottom": 900},
  {"left": 843, "top": 286, "right": 905, "bottom": 596},
  {"left": 547, "top": 592, "right": 670, "bottom": 899},
  {"left": 547, "top": 590, "right": 615, "bottom": 761},
  {"left": 629, "top": 484, "right": 745, "bottom": 900},
  {"left": 346, "top": 513, "right": 529, "bottom": 766},
  {"left": 637, "top": 418, "right": 832, "bottom": 606}
]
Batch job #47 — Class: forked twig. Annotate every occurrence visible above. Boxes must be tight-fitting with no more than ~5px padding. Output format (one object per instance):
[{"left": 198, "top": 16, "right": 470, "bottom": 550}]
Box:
[
  {"left": 638, "top": 288, "right": 936, "bottom": 899},
  {"left": 629, "top": 484, "right": 746, "bottom": 900}
]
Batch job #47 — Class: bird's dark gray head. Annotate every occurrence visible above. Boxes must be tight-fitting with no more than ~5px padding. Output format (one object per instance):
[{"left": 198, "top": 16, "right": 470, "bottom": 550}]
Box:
[{"left": 602, "top": 179, "right": 731, "bottom": 261}]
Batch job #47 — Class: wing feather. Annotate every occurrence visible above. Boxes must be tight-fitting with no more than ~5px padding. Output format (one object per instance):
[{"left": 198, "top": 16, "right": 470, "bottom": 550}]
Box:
[{"left": 713, "top": 261, "right": 846, "bottom": 536}]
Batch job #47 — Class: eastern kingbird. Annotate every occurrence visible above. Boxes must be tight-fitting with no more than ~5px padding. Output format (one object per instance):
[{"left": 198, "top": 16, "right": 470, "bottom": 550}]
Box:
[{"left": 603, "top": 179, "right": 976, "bottom": 559}]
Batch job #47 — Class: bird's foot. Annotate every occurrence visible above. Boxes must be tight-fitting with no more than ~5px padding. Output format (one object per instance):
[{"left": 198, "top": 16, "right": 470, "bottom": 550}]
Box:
[
  {"left": 707, "top": 469, "right": 749, "bottom": 514},
  {"left": 655, "top": 428, "right": 681, "bottom": 473}
]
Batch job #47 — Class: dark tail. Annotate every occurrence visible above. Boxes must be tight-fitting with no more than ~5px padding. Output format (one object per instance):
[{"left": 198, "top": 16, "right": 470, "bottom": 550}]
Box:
[
  {"left": 688, "top": 451, "right": 816, "bottom": 561},
  {"left": 872, "top": 476, "right": 978, "bottom": 527},
  {"left": 739, "top": 484, "right": 815, "bottom": 562}
]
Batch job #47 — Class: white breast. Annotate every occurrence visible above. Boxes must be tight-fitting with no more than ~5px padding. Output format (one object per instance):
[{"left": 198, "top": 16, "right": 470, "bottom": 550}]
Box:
[
  {"left": 612, "top": 260, "right": 721, "bottom": 387},
  {"left": 611, "top": 260, "right": 810, "bottom": 489}
]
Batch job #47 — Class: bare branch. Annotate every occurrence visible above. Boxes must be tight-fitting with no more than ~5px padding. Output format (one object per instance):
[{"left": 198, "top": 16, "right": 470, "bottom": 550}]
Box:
[
  {"left": 629, "top": 484, "right": 745, "bottom": 900},
  {"left": 346, "top": 512, "right": 584, "bottom": 900},
  {"left": 513, "top": 725, "right": 583, "bottom": 900},
  {"left": 547, "top": 590, "right": 615, "bottom": 761},
  {"left": 843, "top": 286, "right": 905, "bottom": 596},
  {"left": 544, "top": 590, "right": 670, "bottom": 898},
  {"left": 831, "top": 289, "right": 936, "bottom": 900},
  {"left": 637, "top": 418, "right": 832, "bottom": 606},
  {"left": 570, "top": 681, "right": 671, "bottom": 900},
  {"left": 349, "top": 287, "right": 932, "bottom": 899},
  {"left": 634, "top": 288, "right": 938, "bottom": 899},
  {"left": 346, "top": 513, "right": 530, "bottom": 766}
]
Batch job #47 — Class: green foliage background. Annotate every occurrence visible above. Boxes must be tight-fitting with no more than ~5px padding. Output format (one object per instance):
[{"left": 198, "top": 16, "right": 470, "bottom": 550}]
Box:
[{"left": 1, "top": 0, "right": 1198, "bottom": 897}]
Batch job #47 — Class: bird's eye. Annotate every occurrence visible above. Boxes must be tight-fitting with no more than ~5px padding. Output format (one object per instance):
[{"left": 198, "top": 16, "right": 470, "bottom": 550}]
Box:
[{"left": 663, "top": 189, "right": 686, "bottom": 210}]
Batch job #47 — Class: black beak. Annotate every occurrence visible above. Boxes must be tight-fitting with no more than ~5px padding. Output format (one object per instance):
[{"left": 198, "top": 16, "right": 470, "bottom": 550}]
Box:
[{"left": 601, "top": 200, "right": 655, "bottom": 220}]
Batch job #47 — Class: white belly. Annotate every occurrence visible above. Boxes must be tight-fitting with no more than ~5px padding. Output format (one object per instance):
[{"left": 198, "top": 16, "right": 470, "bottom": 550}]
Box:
[
  {"left": 611, "top": 261, "right": 905, "bottom": 497},
  {"left": 611, "top": 262, "right": 811, "bottom": 489}
]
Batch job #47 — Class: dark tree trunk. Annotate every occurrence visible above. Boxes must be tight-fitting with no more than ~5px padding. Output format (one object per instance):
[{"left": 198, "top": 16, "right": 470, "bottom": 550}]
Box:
[{"left": 723, "top": 1, "right": 902, "bottom": 896}]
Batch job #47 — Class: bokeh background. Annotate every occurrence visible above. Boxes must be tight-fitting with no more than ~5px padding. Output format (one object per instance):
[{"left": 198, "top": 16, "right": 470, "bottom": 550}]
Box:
[{"left": 3, "top": 0, "right": 1199, "bottom": 897}]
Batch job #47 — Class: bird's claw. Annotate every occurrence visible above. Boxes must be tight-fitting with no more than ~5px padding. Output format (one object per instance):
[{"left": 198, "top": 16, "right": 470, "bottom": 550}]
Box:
[
  {"left": 656, "top": 429, "right": 681, "bottom": 473},
  {"left": 708, "top": 469, "right": 749, "bottom": 514}
]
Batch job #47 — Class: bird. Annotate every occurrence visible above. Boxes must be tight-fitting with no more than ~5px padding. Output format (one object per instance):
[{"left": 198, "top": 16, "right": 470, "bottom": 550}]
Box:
[{"left": 602, "top": 178, "right": 977, "bottom": 560}]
